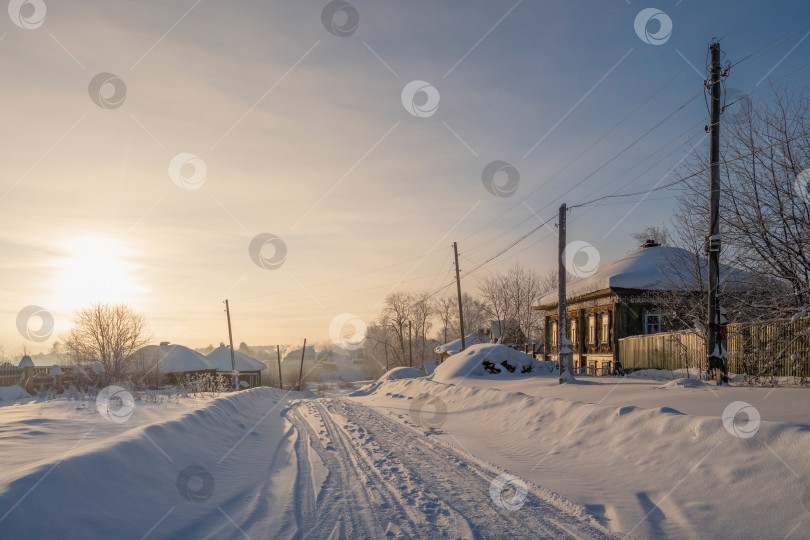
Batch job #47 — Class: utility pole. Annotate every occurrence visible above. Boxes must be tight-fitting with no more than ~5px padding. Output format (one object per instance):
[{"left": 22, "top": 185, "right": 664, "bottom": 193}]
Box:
[
  {"left": 297, "top": 339, "right": 307, "bottom": 391},
  {"left": 408, "top": 320, "right": 413, "bottom": 367},
  {"left": 276, "top": 344, "right": 283, "bottom": 389},
  {"left": 224, "top": 299, "right": 237, "bottom": 389},
  {"left": 453, "top": 242, "right": 466, "bottom": 350},
  {"left": 707, "top": 41, "right": 727, "bottom": 385},
  {"left": 557, "top": 204, "right": 575, "bottom": 384}
]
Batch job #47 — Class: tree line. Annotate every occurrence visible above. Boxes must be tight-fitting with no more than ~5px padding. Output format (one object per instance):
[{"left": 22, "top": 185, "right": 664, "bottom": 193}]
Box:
[{"left": 362, "top": 263, "right": 556, "bottom": 375}]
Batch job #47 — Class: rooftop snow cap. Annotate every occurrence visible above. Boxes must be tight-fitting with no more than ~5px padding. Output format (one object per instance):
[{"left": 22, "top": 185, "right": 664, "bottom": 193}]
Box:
[
  {"left": 206, "top": 345, "right": 267, "bottom": 371},
  {"left": 133, "top": 344, "right": 216, "bottom": 374},
  {"left": 642, "top": 239, "right": 660, "bottom": 249},
  {"left": 535, "top": 245, "right": 752, "bottom": 307}
]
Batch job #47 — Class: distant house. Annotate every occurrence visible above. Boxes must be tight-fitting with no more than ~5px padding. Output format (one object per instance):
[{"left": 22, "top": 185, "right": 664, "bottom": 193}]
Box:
[
  {"left": 490, "top": 319, "right": 527, "bottom": 348},
  {"left": 280, "top": 346, "right": 318, "bottom": 386},
  {"left": 206, "top": 345, "right": 267, "bottom": 389},
  {"left": 533, "top": 242, "right": 748, "bottom": 375},
  {"left": 131, "top": 342, "right": 217, "bottom": 384}
]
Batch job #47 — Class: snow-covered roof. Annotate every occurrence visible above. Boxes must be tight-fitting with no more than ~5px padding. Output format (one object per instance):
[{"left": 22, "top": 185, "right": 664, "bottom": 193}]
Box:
[
  {"left": 434, "top": 332, "right": 491, "bottom": 355},
  {"left": 133, "top": 344, "right": 217, "bottom": 374},
  {"left": 536, "top": 245, "right": 749, "bottom": 307},
  {"left": 206, "top": 345, "right": 267, "bottom": 372},
  {"left": 18, "top": 356, "right": 34, "bottom": 368}
]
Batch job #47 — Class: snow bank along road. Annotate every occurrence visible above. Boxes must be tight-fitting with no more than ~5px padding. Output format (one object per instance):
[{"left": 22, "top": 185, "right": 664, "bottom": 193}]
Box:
[{"left": 0, "top": 387, "right": 615, "bottom": 539}]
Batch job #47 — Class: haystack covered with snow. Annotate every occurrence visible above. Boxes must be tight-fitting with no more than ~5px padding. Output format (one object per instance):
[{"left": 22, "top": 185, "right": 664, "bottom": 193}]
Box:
[
  {"left": 132, "top": 344, "right": 216, "bottom": 374},
  {"left": 206, "top": 345, "right": 266, "bottom": 372},
  {"left": 432, "top": 344, "right": 542, "bottom": 383}
]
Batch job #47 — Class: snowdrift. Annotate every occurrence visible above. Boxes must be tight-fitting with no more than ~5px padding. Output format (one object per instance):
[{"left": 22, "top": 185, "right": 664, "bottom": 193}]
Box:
[
  {"left": 432, "top": 344, "right": 550, "bottom": 383},
  {"left": 353, "top": 373, "right": 810, "bottom": 538},
  {"left": 380, "top": 367, "right": 427, "bottom": 381},
  {"left": 0, "top": 385, "right": 30, "bottom": 402},
  {"left": 0, "top": 388, "right": 298, "bottom": 539}
]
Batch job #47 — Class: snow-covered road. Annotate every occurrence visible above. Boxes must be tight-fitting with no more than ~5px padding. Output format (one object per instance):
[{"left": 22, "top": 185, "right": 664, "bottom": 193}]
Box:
[{"left": 285, "top": 397, "right": 615, "bottom": 539}]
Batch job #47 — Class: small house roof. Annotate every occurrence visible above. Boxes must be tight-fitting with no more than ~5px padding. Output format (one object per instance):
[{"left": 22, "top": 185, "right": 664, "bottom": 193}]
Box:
[
  {"left": 133, "top": 344, "right": 216, "bottom": 374},
  {"left": 535, "top": 245, "right": 750, "bottom": 308},
  {"left": 206, "top": 346, "right": 267, "bottom": 372},
  {"left": 434, "top": 332, "right": 491, "bottom": 355}
]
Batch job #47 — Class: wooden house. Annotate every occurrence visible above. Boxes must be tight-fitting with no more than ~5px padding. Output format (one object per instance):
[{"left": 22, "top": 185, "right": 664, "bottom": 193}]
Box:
[
  {"left": 206, "top": 345, "right": 267, "bottom": 388},
  {"left": 534, "top": 242, "right": 747, "bottom": 375},
  {"left": 130, "top": 342, "right": 217, "bottom": 384}
]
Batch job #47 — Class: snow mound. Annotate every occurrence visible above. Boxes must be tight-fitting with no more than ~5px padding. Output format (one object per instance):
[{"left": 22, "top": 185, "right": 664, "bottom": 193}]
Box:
[
  {"left": 0, "top": 385, "right": 31, "bottom": 402},
  {"left": 379, "top": 367, "right": 426, "bottom": 381},
  {"left": 423, "top": 362, "right": 437, "bottom": 375},
  {"left": 0, "top": 388, "right": 295, "bottom": 538},
  {"left": 657, "top": 378, "right": 708, "bottom": 389},
  {"left": 626, "top": 369, "right": 679, "bottom": 380},
  {"left": 432, "top": 344, "right": 540, "bottom": 383}
]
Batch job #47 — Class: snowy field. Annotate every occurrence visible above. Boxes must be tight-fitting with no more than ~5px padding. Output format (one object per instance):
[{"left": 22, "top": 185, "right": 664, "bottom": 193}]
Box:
[{"left": 0, "top": 345, "right": 808, "bottom": 539}]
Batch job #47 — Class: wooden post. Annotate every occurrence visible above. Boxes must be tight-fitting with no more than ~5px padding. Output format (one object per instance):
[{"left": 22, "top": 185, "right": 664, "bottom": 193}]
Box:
[
  {"left": 224, "top": 299, "right": 237, "bottom": 389},
  {"left": 453, "top": 242, "right": 466, "bottom": 350},
  {"left": 558, "top": 203, "right": 575, "bottom": 383},
  {"left": 707, "top": 41, "right": 726, "bottom": 385},
  {"left": 297, "top": 339, "right": 307, "bottom": 391},
  {"left": 276, "top": 344, "right": 283, "bottom": 389},
  {"left": 408, "top": 320, "right": 413, "bottom": 367}
]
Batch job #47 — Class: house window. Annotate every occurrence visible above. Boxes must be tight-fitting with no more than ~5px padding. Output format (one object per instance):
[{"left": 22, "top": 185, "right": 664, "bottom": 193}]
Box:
[
  {"left": 588, "top": 315, "right": 596, "bottom": 345},
  {"left": 601, "top": 313, "right": 610, "bottom": 344},
  {"left": 644, "top": 313, "right": 661, "bottom": 335},
  {"left": 570, "top": 318, "right": 577, "bottom": 345}
]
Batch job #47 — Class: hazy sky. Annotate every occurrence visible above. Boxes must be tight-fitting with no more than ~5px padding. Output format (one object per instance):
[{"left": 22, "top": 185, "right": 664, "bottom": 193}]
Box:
[{"left": 2, "top": 0, "right": 809, "bottom": 353}]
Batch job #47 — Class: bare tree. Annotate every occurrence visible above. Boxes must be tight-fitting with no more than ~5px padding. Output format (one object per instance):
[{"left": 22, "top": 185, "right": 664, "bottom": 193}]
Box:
[
  {"left": 63, "top": 303, "right": 151, "bottom": 382},
  {"left": 674, "top": 88, "right": 808, "bottom": 320},
  {"left": 460, "top": 293, "right": 489, "bottom": 338},
  {"left": 363, "top": 324, "right": 397, "bottom": 376},
  {"left": 435, "top": 296, "right": 457, "bottom": 344},
  {"left": 410, "top": 292, "right": 435, "bottom": 365},
  {"left": 478, "top": 272, "right": 514, "bottom": 337},
  {"left": 379, "top": 292, "right": 412, "bottom": 365}
]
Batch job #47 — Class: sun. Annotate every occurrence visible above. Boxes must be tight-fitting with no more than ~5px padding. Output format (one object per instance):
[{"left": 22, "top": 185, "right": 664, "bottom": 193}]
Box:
[{"left": 54, "top": 236, "right": 146, "bottom": 310}]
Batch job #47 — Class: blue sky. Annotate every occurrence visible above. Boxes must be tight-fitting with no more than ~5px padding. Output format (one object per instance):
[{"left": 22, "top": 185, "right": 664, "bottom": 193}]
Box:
[{"left": 1, "top": 0, "right": 809, "bottom": 350}]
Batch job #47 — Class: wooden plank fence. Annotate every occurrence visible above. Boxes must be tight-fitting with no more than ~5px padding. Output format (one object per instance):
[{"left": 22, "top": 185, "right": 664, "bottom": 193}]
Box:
[{"left": 619, "top": 318, "right": 810, "bottom": 378}]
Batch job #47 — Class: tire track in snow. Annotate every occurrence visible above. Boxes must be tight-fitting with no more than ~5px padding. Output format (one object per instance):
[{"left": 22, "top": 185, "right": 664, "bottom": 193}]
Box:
[
  {"left": 325, "top": 397, "right": 619, "bottom": 539},
  {"left": 287, "top": 397, "right": 618, "bottom": 539}
]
